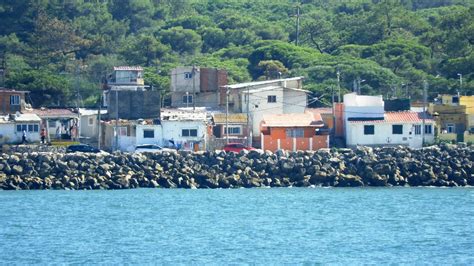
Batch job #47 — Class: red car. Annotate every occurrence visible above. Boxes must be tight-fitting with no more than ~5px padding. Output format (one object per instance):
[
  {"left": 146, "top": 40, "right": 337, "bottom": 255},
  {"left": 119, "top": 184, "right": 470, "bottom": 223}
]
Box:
[{"left": 223, "top": 143, "right": 255, "bottom": 153}]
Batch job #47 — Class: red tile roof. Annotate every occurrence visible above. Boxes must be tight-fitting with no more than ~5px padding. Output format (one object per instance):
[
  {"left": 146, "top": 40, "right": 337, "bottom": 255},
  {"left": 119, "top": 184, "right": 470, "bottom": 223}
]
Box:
[
  {"left": 113, "top": 66, "right": 143, "bottom": 71},
  {"left": 25, "top": 108, "right": 78, "bottom": 118},
  {"left": 349, "top": 111, "right": 434, "bottom": 124},
  {"left": 261, "top": 113, "right": 324, "bottom": 127}
]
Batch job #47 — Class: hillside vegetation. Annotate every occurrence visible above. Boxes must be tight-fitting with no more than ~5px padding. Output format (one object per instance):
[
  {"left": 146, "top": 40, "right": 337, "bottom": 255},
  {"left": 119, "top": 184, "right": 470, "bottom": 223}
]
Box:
[{"left": 0, "top": 0, "right": 472, "bottom": 108}]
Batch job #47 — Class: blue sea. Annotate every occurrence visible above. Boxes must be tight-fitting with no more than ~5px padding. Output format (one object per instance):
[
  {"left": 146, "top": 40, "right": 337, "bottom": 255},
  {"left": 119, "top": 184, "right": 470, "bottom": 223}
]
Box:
[{"left": 0, "top": 188, "right": 473, "bottom": 264}]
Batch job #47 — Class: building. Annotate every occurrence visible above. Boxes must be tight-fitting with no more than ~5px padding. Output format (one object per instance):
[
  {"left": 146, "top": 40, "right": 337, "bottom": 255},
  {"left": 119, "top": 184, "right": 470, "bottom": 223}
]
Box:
[
  {"left": 24, "top": 108, "right": 79, "bottom": 142},
  {"left": 103, "top": 66, "right": 160, "bottom": 120},
  {"left": 222, "top": 77, "right": 308, "bottom": 146},
  {"left": 0, "top": 113, "right": 41, "bottom": 144},
  {"left": 428, "top": 94, "right": 467, "bottom": 134},
  {"left": 100, "top": 108, "right": 210, "bottom": 152},
  {"left": 0, "top": 89, "right": 29, "bottom": 115},
  {"left": 78, "top": 108, "right": 107, "bottom": 140},
  {"left": 459, "top": 96, "right": 474, "bottom": 133},
  {"left": 209, "top": 113, "right": 249, "bottom": 150},
  {"left": 170, "top": 66, "right": 228, "bottom": 108},
  {"left": 345, "top": 111, "right": 435, "bottom": 148},
  {"left": 260, "top": 112, "right": 329, "bottom": 151}
]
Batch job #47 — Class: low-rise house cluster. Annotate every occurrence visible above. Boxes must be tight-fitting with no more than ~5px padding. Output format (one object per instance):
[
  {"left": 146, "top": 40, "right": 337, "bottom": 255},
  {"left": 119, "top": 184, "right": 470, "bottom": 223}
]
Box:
[{"left": 6, "top": 64, "right": 471, "bottom": 151}]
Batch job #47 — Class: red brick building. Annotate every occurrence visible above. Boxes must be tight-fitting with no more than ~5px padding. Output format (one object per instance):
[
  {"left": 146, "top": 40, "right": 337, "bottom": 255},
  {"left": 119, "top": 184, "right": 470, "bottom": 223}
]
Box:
[{"left": 0, "top": 89, "right": 29, "bottom": 115}]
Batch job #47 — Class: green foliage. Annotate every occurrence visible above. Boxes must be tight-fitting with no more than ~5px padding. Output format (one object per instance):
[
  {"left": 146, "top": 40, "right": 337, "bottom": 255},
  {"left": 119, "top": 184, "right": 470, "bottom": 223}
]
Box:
[{"left": 0, "top": 0, "right": 472, "bottom": 108}]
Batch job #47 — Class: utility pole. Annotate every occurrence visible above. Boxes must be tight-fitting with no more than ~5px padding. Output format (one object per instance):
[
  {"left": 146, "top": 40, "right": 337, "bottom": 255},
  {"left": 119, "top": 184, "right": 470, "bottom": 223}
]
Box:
[
  {"left": 246, "top": 86, "right": 251, "bottom": 147},
  {"left": 115, "top": 88, "right": 119, "bottom": 151},
  {"left": 332, "top": 86, "right": 336, "bottom": 137},
  {"left": 192, "top": 65, "right": 196, "bottom": 111},
  {"left": 97, "top": 93, "right": 102, "bottom": 150},
  {"left": 225, "top": 87, "right": 229, "bottom": 144},
  {"left": 422, "top": 80, "right": 428, "bottom": 147},
  {"left": 336, "top": 70, "right": 341, "bottom": 102},
  {"left": 295, "top": 4, "right": 300, "bottom": 46}
]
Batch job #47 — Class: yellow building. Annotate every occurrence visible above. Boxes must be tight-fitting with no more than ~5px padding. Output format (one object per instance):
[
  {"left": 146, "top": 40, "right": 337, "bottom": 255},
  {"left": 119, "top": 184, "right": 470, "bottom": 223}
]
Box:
[{"left": 460, "top": 96, "right": 474, "bottom": 132}]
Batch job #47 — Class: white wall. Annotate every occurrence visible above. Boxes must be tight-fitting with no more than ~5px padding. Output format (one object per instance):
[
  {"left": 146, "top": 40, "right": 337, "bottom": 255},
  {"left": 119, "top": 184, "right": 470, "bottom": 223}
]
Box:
[
  {"left": 244, "top": 89, "right": 284, "bottom": 135},
  {"left": 79, "top": 115, "right": 98, "bottom": 139},
  {"left": 136, "top": 121, "right": 208, "bottom": 150},
  {"left": 0, "top": 123, "right": 41, "bottom": 144},
  {"left": 346, "top": 122, "right": 435, "bottom": 148},
  {"left": 171, "top": 67, "right": 200, "bottom": 93},
  {"left": 283, "top": 89, "right": 307, "bottom": 114},
  {"left": 162, "top": 120, "right": 207, "bottom": 150},
  {"left": 136, "top": 124, "right": 164, "bottom": 146}
]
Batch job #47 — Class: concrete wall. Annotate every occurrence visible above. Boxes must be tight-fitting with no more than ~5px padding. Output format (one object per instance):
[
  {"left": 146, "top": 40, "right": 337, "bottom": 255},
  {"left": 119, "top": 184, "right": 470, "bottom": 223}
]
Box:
[
  {"left": 162, "top": 120, "right": 208, "bottom": 151},
  {"left": 0, "top": 123, "right": 41, "bottom": 144},
  {"left": 170, "top": 67, "right": 200, "bottom": 92},
  {"left": 171, "top": 91, "right": 219, "bottom": 108},
  {"left": 346, "top": 122, "right": 435, "bottom": 148},
  {"left": 79, "top": 115, "right": 98, "bottom": 139},
  {"left": 136, "top": 124, "right": 164, "bottom": 146},
  {"left": 107, "top": 90, "right": 160, "bottom": 120},
  {"left": 244, "top": 89, "right": 284, "bottom": 135},
  {"left": 460, "top": 96, "right": 474, "bottom": 114},
  {"left": 283, "top": 89, "right": 307, "bottom": 113}
]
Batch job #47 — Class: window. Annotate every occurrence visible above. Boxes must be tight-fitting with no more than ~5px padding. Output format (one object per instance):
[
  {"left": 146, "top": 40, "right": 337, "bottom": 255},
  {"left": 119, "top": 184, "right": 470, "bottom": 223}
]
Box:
[
  {"left": 143, "top": 129, "right": 154, "bottom": 138},
  {"left": 182, "top": 129, "right": 198, "bottom": 137},
  {"left": 21, "top": 124, "right": 27, "bottom": 132},
  {"left": 267, "top": 95, "right": 277, "bottom": 103},
  {"left": 364, "top": 125, "right": 375, "bottom": 135},
  {"left": 452, "top": 96, "right": 459, "bottom": 104},
  {"left": 118, "top": 127, "right": 127, "bottom": 136},
  {"left": 425, "top": 125, "right": 432, "bottom": 134},
  {"left": 16, "top": 124, "right": 39, "bottom": 132},
  {"left": 392, "top": 125, "right": 403, "bottom": 135},
  {"left": 224, "top": 126, "right": 241, "bottom": 135},
  {"left": 49, "top": 120, "right": 57, "bottom": 128},
  {"left": 88, "top": 117, "right": 94, "bottom": 126},
  {"left": 10, "top": 95, "right": 20, "bottom": 105},
  {"left": 285, "top": 128, "right": 304, "bottom": 138},
  {"left": 33, "top": 125, "right": 39, "bottom": 132},
  {"left": 447, "top": 124, "right": 455, "bottom": 133},
  {"left": 414, "top": 125, "right": 421, "bottom": 135},
  {"left": 28, "top": 125, "right": 33, "bottom": 132},
  {"left": 183, "top": 95, "right": 193, "bottom": 104},
  {"left": 184, "top": 72, "right": 192, "bottom": 79},
  {"left": 16, "top": 125, "right": 21, "bottom": 132}
]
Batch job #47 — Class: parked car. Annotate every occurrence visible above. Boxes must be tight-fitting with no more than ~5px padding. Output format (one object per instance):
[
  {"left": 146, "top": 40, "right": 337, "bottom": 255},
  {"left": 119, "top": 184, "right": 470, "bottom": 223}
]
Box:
[
  {"left": 223, "top": 143, "right": 255, "bottom": 153},
  {"left": 66, "top": 144, "right": 101, "bottom": 153},
  {"left": 135, "top": 144, "right": 174, "bottom": 153}
]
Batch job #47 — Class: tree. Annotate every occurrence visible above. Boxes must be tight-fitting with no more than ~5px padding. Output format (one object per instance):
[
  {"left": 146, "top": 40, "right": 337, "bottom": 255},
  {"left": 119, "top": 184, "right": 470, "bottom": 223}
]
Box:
[
  {"left": 159, "top": 26, "right": 202, "bottom": 54},
  {"left": 256, "top": 60, "right": 288, "bottom": 79}
]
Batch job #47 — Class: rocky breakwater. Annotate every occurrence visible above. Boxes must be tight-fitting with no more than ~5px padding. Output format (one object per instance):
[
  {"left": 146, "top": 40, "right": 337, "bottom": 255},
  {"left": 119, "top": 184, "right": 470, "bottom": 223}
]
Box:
[{"left": 0, "top": 144, "right": 473, "bottom": 190}]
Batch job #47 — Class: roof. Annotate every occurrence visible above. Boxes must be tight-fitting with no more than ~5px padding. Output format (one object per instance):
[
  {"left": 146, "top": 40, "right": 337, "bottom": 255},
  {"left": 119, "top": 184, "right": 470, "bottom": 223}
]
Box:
[
  {"left": 78, "top": 108, "right": 107, "bottom": 116},
  {"left": 213, "top": 113, "right": 248, "bottom": 124},
  {"left": 306, "top": 108, "right": 333, "bottom": 115},
  {"left": 13, "top": 113, "right": 41, "bottom": 122},
  {"left": 160, "top": 108, "right": 207, "bottom": 121},
  {"left": 348, "top": 111, "right": 434, "bottom": 124},
  {"left": 25, "top": 108, "right": 78, "bottom": 118},
  {"left": 240, "top": 85, "right": 309, "bottom": 94},
  {"left": 261, "top": 113, "right": 324, "bottom": 128},
  {"left": 224, "top": 77, "right": 304, "bottom": 90},
  {"left": 0, "top": 88, "right": 29, "bottom": 94},
  {"left": 113, "top": 66, "right": 143, "bottom": 71}
]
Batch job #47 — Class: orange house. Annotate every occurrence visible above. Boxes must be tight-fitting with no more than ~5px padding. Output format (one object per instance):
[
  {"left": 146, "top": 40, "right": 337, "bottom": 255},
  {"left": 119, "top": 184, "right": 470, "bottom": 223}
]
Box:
[{"left": 260, "top": 113, "right": 329, "bottom": 151}]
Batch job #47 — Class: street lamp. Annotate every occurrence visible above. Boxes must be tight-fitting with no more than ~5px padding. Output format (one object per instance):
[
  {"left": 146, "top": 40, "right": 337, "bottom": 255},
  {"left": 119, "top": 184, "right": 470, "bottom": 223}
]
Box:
[{"left": 457, "top": 73, "right": 463, "bottom": 95}]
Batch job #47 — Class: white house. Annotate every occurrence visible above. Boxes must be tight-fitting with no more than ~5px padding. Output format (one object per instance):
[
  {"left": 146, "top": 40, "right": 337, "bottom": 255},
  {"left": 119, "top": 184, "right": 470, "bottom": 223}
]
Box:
[
  {"left": 0, "top": 113, "right": 41, "bottom": 144},
  {"left": 136, "top": 109, "right": 209, "bottom": 151},
  {"left": 222, "top": 77, "right": 308, "bottom": 145},
  {"left": 78, "top": 108, "right": 107, "bottom": 139},
  {"left": 345, "top": 111, "right": 435, "bottom": 148}
]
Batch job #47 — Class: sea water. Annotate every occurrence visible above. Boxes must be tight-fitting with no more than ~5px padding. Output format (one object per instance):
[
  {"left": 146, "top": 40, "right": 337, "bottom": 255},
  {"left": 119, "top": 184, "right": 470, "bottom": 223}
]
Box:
[{"left": 0, "top": 188, "right": 473, "bottom": 264}]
